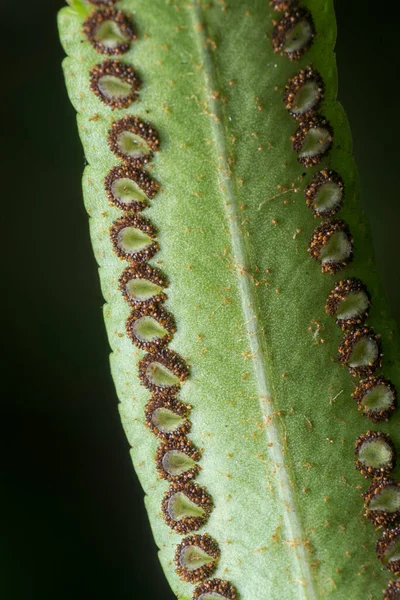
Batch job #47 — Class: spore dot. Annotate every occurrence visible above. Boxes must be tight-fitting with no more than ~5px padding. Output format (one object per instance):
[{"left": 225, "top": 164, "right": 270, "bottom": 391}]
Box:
[
  {"left": 89, "top": 60, "right": 141, "bottom": 109},
  {"left": 119, "top": 263, "right": 168, "bottom": 306},
  {"left": 284, "top": 66, "right": 324, "bottom": 119},
  {"left": 355, "top": 431, "right": 396, "bottom": 479},
  {"left": 83, "top": 8, "right": 136, "bottom": 55},
  {"left": 110, "top": 215, "right": 158, "bottom": 262},
  {"left": 156, "top": 437, "right": 201, "bottom": 481},
  {"left": 108, "top": 116, "right": 160, "bottom": 164},
  {"left": 308, "top": 220, "right": 353, "bottom": 274},
  {"left": 126, "top": 303, "right": 175, "bottom": 349},
  {"left": 105, "top": 164, "right": 159, "bottom": 212},
  {"left": 292, "top": 115, "right": 333, "bottom": 167},
  {"left": 162, "top": 482, "right": 213, "bottom": 533},
  {"left": 353, "top": 376, "right": 397, "bottom": 422},
  {"left": 376, "top": 527, "right": 400, "bottom": 574},
  {"left": 325, "top": 278, "right": 370, "bottom": 330},
  {"left": 272, "top": 8, "right": 315, "bottom": 61},
  {"left": 364, "top": 478, "right": 400, "bottom": 527},
  {"left": 338, "top": 326, "right": 382, "bottom": 377},
  {"left": 138, "top": 348, "right": 189, "bottom": 391},
  {"left": 175, "top": 534, "right": 220, "bottom": 583},
  {"left": 305, "top": 169, "right": 344, "bottom": 218},
  {"left": 145, "top": 393, "right": 192, "bottom": 441}
]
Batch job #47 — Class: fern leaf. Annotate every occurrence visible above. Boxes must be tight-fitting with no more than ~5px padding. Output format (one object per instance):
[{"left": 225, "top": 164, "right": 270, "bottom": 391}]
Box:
[{"left": 58, "top": 1, "right": 400, "bottom": 598}]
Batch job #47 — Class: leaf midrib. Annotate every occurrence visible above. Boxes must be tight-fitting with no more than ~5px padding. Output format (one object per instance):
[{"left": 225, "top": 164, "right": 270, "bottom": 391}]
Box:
[{"left": 188, "top": 3, "right": 318, "bottom": 598}]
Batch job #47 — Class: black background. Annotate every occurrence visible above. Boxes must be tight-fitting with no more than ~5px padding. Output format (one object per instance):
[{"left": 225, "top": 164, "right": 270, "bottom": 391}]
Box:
[{"left": 1, "top": 1, "right": 399, "bottom": 599}]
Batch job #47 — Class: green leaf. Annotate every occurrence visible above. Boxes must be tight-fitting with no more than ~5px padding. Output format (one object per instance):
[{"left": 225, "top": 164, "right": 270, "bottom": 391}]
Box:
[
  {"left": 65, "top": 0, "right": 91, "bottom": 18},
  {"left": 58, "top": 1, "right": 400, "bottom": 598}
]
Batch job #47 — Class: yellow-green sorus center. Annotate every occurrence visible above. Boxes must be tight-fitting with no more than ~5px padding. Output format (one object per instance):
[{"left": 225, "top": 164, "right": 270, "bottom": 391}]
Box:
[
  {"left": 335, "top": 291, "right": 369, "bottom": 320},
  {"left": 369, "top": 486, "right": 400, "bottom": 513},
  {"left": 349, "top": 337, "right": 379, "bottom": 368},
  {"left": 291, "top": 80, "right": 321, "bottom": 116},
  {"left": 179, "top": 546, "right": 215, "bottom": 571},
  {"left": 358, "top": 439, "right": 393, "bottom": 469},
  {"left": 168, "top": 492, "right": 205, "bottom": 521},
  {"left": 146, "top": 362, "right": 180, "bottom": 387},
  {"left": 198, "top": 593, "right": 226, "bottom": 600},
  {"left": 97, "top": 75, "right": 132, "bottom": 99},
  {"left": 382, "top": 535, "right": 400, "bottom": 566},
  {"left": 282, "top": 20, "right": 313, "bottom": 54},
  {"left": 319, "top": 231, "right": 352, "bottom": 264},
  {"left": 162, "top": 450, "right": 197, "bottom": 477},
  {"left": 299, "top": 127, "right": 331, "bottom": 160},
  {"left": 313, "top": 182, "right": 343, "bottom": 213},
  {"left": 125, "top": 279, "right": 163, "bottom": 301},
  {"left": 111, "top": 178, "right": 147, "bottom": 206},
  {"left": 133, "top": 316, "right": 168, "bottom": 342},
  {"left": 117, "top": 131, "right": 150, "bottom": 158},
  {"left": 362, "top": 385, "right": 395, "bottom": 413},
  {"left": 118, "top": 226, "right": 152, "bottom": 253},
  {"left": 126, "top": 278, "right": 164, "bottom": 301},
  {"left": 94, "top": 20, "right": 129, "bottom": 48},
  {"left": 152, "top": 409, "right": 185, "bottom": 434}
]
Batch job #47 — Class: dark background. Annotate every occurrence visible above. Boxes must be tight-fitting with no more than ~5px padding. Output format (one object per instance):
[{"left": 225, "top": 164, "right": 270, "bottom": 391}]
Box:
[{"left": 1, "top": 1, "right": 399, "bottom": 599}]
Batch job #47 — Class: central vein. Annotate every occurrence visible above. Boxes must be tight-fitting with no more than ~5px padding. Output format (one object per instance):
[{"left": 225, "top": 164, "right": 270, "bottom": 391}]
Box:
[{"left": 188, "top": 2, "right": 318, "bottom": 598}]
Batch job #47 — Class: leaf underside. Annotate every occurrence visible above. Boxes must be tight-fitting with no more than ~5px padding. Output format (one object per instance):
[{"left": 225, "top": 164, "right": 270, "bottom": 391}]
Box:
[{"left": 58, "top": 1, "right": 400, "bottom": 598}]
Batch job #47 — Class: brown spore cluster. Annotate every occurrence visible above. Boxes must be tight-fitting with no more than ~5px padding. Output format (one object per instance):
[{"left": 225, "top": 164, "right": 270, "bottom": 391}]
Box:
[
  {"left": 83, "top": 8, "right": 136, "bottom": 55},
  {"left": 338, "top": 326, "right": 382, "bottom": 377},
  {"left": 193, "top": 578, "right": 238, "bottom": 599},
  {"left": 118, "top": 263, "right": 168, "bottom": 306},
  {"left": 382, "top": 579, "right": 400, "bottom": 599},
  {"left": 109, "top": 214, "right": 159, "bottom": 262},
  {"left": 107, "top": 116, "right": 160, "bottom": 164},
  {"left": 145, "top": 393, "right": 192, "bottom": 441},
  {"left": 353, "top": 376, "right": 397, "bottom": 422},
  {"left": 283, "top": 65, "right": 324, "bottom": 119},
  {"left": 308, "top": 220, "right": 353, "bottom": 274},
  {"left": 105, "top": 164, "right": 159, "bottom": 211},
  {"left": 89, "top": 60, "right": 141, "bottom": 109},
  {"left": 175, "top": 535, "right": 220, "bottom": 583},
  {"left": 363, "top": 478, "right": 400, "bottom": 527},
  {"left": 354, "top": 432, "right": 396, "bottom": 479},
  {"left": 126, "top": 302, "right": 176, "bottom": 350},
  {"left": 376, "top": 528, "right": 400, "bottom": 574},
  {"left": 156, "top": 438, "right": 201, "bottom": 482},
  {"left": 325, "top": 278, "right": 370, "bottom": 329},
  {"left": 272, "top": 7, "right": 315, "bottom": 60},
  {"left": 305, "top": 169, "right": 344, "bottom": 218},
  {"left": 138, "top": 348, "right": 189, "bottom": 391},
  {"left": 291, "top": 115, "right": 333, "bottom": 167},
  {"left": 161, "top": 482, "right": 213, "bottom": 533}
]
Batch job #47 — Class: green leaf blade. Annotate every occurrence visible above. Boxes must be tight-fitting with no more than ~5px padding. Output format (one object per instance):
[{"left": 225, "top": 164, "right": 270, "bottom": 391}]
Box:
[{"left": 58, "top": 1, "right": 400, "bottom": 598}]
